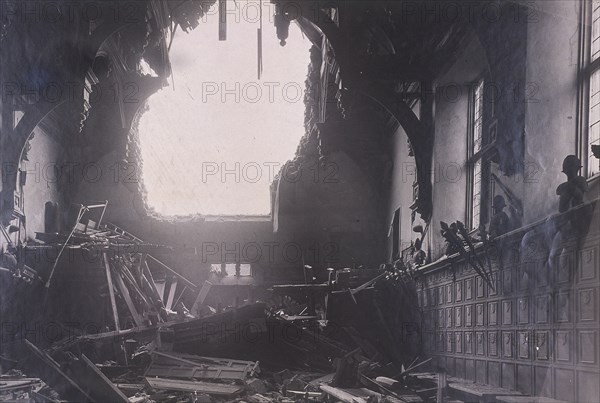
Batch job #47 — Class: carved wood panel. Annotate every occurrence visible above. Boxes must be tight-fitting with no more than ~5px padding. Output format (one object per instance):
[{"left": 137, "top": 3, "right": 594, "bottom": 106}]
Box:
[{"left": 416, "top": 228, "right": 600, "bottom": 402}]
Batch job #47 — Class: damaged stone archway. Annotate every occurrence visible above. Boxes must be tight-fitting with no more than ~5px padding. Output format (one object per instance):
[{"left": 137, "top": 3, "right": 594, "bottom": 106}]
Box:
[
  {"left": 282, "top": 3, "right": 439, "bottom": 222},
  {"left": 280, "top": 0, "right": 504, "bottom": 223},
  {"left": 1, "top": 100, "right": 67, "bottom": 227}
]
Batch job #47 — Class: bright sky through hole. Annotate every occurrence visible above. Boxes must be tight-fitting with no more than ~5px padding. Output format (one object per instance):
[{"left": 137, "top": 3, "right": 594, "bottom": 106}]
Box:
[{"left": 138, "top": 3, "right": 310, "bottom": 216}]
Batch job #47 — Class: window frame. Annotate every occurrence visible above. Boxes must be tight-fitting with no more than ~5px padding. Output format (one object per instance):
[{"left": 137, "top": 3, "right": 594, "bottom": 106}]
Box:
[
  {"left": 210, "top": 263, "right": 253, "bottom": 277},
  {"left": 580, "top": 0, "right": 600, "bottom": 179},
  {"left": 466, "top": 78, "right": 487, "bottom": 231}
]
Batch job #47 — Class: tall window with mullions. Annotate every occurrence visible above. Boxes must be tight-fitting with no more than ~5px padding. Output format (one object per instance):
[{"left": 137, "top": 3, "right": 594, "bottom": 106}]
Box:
[
  {"left": 586, "top": 1, "right": 600, "bottom": 176},
  {"left": 467, "top": 80, "right": 485, "bottom": 230}
]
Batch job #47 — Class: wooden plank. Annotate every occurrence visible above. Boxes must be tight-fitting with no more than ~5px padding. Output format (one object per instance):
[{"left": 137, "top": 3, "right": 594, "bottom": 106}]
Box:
[
  {"left": 496, "top": 397, "right": 567, "bottom": 403},
  {"left": 145, "top": 377, "right": 242, "bottom": 395},
  {"left": 103, "top": 253, "right": 120, "bottom": 331},
  {"left": 400, "top": 358, "right": 433, "bottom": 376},
  {"left": 143, "top": 260, "right": 164, "bottom": 307},
  {"left": 147, "top": 255, "right": 197, "bottom": 289},
  {"left": 155, "top": 351, "right": 257, "bottom": 369},
  {"left": 0, "top": 379, "right": 42, "bottom": 392},
  {"left": 145, "top": 361, "right": 250, "bottom": 381},
  {"left": 0, "top": 377, "right": 41, "bottom": 382},
  {"left": 279, "top": 315, "right": 319, "bottom": 321},
  {"left": 152, "top": 350, "right": 220, "bottom": 368},
  {"left": 69, "top": 355, "right": 129, "bottom": 403},
  {"left": 120, "top": 265, "right": 153, "bottom": 309},
  {"left": 136, "top": 253, "right": 147, "bottom": 287},
  {"left": 286, "top": 390, "right": 322, "bottom": 397},
  {"left": 151, "top": 350, "right": 254, "bottom": 374},
  {"left": 112, "top": 264, "right": 145, "bottom": 327},
  {"left": 351, "top": 272, "right": 387, "bottom": 294},
  {"left": 191, "top": 281, "right": 213, "bottom": 314},
  {"left": 449, "top": 382, "right": 522, "bottom": 398},
  {"left": 165, "top": 278, "right": 178, "bottom": 310},
  {"left": 320, "top": 385, "right": 369, "bottom": 403},
  {"left": 436, "top": 372, "right": 446, "bottom": 403},
  {"left": 23, "top": 340, "right": 93, "bottom": 403},
  {"left": 171, "top": 285, "right": 187, "bottom": 309},
  {"left": 163, "top": 274, "right": 173, "bottom": 306},
  {"left": 412, "top": 373, "right": 472, "bottom": 384},
  {"left": 359, "top": 373, "right": 417, "bottom": 402}
]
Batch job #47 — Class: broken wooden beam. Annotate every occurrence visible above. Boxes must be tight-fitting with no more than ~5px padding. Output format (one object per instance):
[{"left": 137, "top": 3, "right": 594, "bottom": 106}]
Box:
[
  {"left": 145, "top": 377, "right": 243, "bottom": 395},
  {"left": 103, "top": 252, "right": 120, "bottom": 331},
  {"left": 147, "top": 350, "right": 256, "bottom": 381},
  {"left": 67, "top": 355, "right": 129, "bottom": 403},
  {"left": 147, "top": 255, "right": 197, "bottom": 290},
  {"left": 320, "top": 385, "right": 380, "bottom": 403},
  {"left": 22, "top": 340, "right": 93, "bottom": 403},
  {"left": 351, "top": 272, "right": 387, "bottom": 294},
  {"left": 112, "top": 265, "right": 145, "bottom": 327},
  {"left": 152, "top": 351, "right": 259, "bottom": 371},
  {"left": 0, "top": 378, "right": 42, "bottom": 393},
  {"left": 145, "top": 361, "right": 252, "bottom": 381}
]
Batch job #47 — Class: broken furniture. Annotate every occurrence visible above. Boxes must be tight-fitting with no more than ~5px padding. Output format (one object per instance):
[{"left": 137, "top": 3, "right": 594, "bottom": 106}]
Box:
[
  {"left": 146, "top": 350, "right": 259, "bottom": 381},
  {"left": 32, "top": 219, "right": 198, "bottom": 333},
  {"left": 144, "top": 377, "right": 243, "bottom": 396}
]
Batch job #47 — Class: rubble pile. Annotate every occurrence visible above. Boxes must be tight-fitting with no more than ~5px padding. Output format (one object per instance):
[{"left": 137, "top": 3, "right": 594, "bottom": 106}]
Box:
[
  {"left": 1, "top": 208, "right": 437, "bottom": 402},
  {"left": 3, "top": 301, "right": 441, "bottom": 403}
]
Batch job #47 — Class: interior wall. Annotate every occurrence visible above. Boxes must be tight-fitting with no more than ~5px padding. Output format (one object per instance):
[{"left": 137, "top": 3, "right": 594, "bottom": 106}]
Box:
[
  {"left": 386, "top": 124, "right": 418, "bottom": 257},
  {"left": 275, "top": 149, "right": 383, "bottom": 272},
  {"left": 385, "top": 9, "right": 533, "bottom": 262},
  {"left": 21, "top": 126, "right": 66, "bottom": 235},
  {"left": 427, "top": 36, "right": 487, "bottom": 260},
  {"left": 523, "top": 0, "right": 582, "bottom": 223}
]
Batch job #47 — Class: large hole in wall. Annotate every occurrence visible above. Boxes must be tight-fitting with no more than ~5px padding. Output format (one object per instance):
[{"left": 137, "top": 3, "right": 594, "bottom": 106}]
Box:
[{"left": 138, "top": 6, "right": 311, "bottom": 216}]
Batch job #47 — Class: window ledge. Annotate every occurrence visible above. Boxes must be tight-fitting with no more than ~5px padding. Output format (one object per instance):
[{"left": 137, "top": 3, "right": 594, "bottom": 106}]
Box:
[
  {"left": 204, "top": 215, "right": 271, "bottom": 222},
  {"left": 415, "top": 196, "right": 600, "bottom": 276},
  {"left": 587, "top": 173, "right": 600, "bottom": 186}
]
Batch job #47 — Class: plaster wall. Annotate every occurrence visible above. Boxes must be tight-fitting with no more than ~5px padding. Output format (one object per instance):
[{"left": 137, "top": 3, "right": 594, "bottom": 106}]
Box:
[
  {"left": 523, "top": 0, "right": 583, "bottom": 222},
  {"left": 20, "top": 127, "right": 66, "bottom": 235}
]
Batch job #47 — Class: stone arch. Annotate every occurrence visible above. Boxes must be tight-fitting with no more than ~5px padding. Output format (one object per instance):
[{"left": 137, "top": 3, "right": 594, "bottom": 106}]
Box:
[{"left": 2, "top": 100, "right": 67, "bottom": 225}]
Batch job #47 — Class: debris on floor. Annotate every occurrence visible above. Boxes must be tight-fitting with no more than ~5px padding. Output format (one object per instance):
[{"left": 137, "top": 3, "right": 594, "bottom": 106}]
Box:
[
  {"left": 1, "top": 217, "right": 451, "bottom": 402},
  {"left": 2, "top": 299, "right": 450, "bottom": 403}
]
